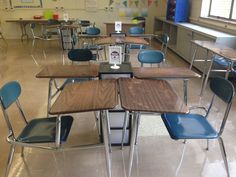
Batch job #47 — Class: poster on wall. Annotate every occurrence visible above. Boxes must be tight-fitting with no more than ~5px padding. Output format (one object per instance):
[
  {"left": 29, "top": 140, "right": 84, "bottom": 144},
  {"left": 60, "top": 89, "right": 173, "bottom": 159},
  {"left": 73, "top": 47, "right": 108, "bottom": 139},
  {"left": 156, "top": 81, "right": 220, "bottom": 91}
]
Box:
[{"left": 10, "top": 0, "right": 42, "bottom": 8}]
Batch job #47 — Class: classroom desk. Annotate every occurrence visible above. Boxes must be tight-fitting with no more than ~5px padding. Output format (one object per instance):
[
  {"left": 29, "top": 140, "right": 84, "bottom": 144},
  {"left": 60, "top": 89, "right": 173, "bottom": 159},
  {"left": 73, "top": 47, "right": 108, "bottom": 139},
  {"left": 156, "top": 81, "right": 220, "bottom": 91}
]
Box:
[
  {"left": 49, "top": 79, "right": 118, "bottom": 177},
  {"left": 36, "top": 64, "right": 99, "bottom": 115},
  {"left": 94, "top": 36, "right": 149, "bottom": 46},
  {"left": 118, "top": 78, "right": 188, "bottom": 177},
  {"left": 95, "top": 36, "right": 149, "bottom": 62},
  {"left": 190, "top": 40, "right": 236, "bottom": 95},
  {"left": 132, "top": 67, "right": 201, "bottom": 105},
  {"left": 6, "top": 18, "right": 75, "bottom": 41},
  {"left": 104, "top": 20, "right": 144, "bottom": 35}
]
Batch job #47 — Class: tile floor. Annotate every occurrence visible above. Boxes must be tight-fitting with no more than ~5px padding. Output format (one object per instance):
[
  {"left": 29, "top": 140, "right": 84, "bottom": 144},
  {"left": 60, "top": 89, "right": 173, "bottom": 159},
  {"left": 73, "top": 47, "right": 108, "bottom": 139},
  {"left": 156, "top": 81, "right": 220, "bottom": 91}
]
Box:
[{"left": 0, "top": 39, "right": 236, "bottom": 177}]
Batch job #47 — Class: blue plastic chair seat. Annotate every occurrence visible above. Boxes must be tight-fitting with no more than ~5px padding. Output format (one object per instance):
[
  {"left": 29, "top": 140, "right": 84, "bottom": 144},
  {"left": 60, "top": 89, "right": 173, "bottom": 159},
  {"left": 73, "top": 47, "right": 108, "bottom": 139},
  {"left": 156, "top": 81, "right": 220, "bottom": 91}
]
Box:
[
  {"left": 161, "top": 113, "right": 218, "bottom": 140},
  {"left": 129, "top": 44, "right": 147, "bottom": 49},
  {"left": 213, "top": 56, "right": 236, "bottom": 69},
  {"left": 17, "top": 116, "right": 73, "bottom": 143}
]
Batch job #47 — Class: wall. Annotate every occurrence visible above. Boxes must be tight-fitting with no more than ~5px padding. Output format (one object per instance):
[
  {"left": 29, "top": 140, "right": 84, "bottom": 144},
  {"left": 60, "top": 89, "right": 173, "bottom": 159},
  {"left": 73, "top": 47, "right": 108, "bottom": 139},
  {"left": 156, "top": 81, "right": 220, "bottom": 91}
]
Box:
[{"left": 0, "top": 0, "right": 163, "bottom": 39}]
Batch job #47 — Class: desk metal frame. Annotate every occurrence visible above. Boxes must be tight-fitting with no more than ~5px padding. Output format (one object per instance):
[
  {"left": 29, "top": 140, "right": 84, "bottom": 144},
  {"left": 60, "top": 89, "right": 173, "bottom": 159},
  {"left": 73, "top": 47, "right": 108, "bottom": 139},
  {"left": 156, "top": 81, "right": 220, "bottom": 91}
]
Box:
[
  {"left": 49, "top": 79, "right": 118, "bottom": 177},
  {"left": 36, "top": 64, "right": 99, "bottom": 116},
  {"left": 118, "top": 78, "right": 188, "bottom": 177},
  {"left": 190, "top": 40, "right": 236, "bottom": 96}
]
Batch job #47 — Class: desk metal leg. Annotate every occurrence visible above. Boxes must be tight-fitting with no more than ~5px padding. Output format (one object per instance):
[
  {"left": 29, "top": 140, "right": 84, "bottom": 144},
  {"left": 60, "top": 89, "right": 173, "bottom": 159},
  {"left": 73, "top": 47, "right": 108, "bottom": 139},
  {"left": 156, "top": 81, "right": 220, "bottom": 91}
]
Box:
[
  {"left": 101, "top": 110, "right": 112, "bottom": 177},
  {"left": 19, "top": 22, "right": 29, "bottom": 41},
  {"left": 56, "top": 115, "right": 62, "bottom": 148},
  {"left": 121, "top": 110, "right": 129, "bottom": 149},
  {"left": 200, "top": 53, "right": 213, "bottom": 96},
  {"left": 47, "top": 79, "right": 53, "bottom": 117},
  {"left": 183, "top": 80, "right": 188, "bottom": 105},
  {"left": 190, "top": 45, "right": 198, "bottom": 69},
  {"left": 128, "top": 112, "right": 139, "bottom": 177}
]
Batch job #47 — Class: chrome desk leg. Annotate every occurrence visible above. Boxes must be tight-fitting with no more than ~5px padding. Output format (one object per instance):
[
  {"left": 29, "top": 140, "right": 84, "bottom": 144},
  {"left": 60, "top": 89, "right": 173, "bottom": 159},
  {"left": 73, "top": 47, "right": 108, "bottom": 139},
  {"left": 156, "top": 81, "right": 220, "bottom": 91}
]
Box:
[
  {"left": 200, "top": 53, "right": 214, "bottom": 96},
  {"left": 121, "top": 110, "right": 129, "bottom": 149},
  {"left": 190, "top": 45, "right": 198, "bottom": 69},
  {"left": 127, "top": 112, "right": 139, "bottom": 177},
  {"left": 56, "top": 115, "right": 62, "bottom": 148},
  {"left": 47, "top": 79, "right": 53, "bottom": 117},
  {"left": 105, "top": 110, "right": 112, "bottom": 153},
  {"left": 101, "top": 110, "right": 112, "bottom": 177},
  {"left": 218, "top": 137, "right": 230, "bottom": 177},
  {"left": 183, "top": 80, "right": 188, "bottom": 105},
  {"left": 5, "top": 144, "right": 15, "bottom": 177}
]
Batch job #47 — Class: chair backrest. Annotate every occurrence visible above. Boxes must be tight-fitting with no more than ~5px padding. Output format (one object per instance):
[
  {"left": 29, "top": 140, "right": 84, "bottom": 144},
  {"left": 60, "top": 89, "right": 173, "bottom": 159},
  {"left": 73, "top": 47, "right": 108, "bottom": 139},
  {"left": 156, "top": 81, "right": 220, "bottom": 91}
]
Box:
[
  {"left": 79, "top": 20, "right": 91, "bottom": 27},
  {"left": 0, "top": 81, "right": 27, "bottom": 137},
  {"left": 47, "top": 19, "right": 60, "bottom": 26},
  {"left": 68, "top": 49, "right": 95, "bottom": 62},
  {"left": 128, "top": 26, "right": 144, "bottom": 35},
  {"left": 85, "top": 27, "right": 100, "bottom": 35},
  {"left": 159, "top": 33, "right": 169, "bottom": 57},
  {"left": 138, "top": 50, "right": 164, "bottom": 67},
  {"left": 209, "top": 77, "right": 235, "bottom": 135}
]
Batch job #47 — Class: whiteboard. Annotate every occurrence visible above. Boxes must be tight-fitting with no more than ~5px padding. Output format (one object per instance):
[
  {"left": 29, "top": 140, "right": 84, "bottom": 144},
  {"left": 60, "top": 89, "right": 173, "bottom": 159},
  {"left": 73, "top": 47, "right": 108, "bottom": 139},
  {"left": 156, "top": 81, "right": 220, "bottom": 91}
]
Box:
[{"left": 10, "top": 0, "right": 43, "bottom": 8}]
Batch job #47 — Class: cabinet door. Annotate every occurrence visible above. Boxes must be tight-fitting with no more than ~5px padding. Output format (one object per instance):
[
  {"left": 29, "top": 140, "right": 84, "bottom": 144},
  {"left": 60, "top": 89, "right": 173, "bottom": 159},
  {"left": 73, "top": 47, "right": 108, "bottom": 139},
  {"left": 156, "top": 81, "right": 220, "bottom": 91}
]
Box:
[
  {"left": 192, "top": 33, "right": 216, "bottom": 72},
  {"left": 176, "top": 27, "right": 192, "bottom": 62}
]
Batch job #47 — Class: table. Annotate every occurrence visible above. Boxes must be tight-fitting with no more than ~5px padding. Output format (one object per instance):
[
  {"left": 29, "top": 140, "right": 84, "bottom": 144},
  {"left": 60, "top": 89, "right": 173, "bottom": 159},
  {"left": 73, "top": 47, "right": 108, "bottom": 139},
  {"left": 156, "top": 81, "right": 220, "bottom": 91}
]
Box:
[
  {"left": 94, "top": 36, "right": 149, "bottom": 46},
  {"left": 104, "top": 20, "right": 144, "bottom": 35},
  {"left": 6, "top": 18, "right": 75, "bottom": 41},
  {"left": 118, "top": 78, "right": 188, "bottom": 177},
  {"left": 190, "top": 40, "right": 236, "bottom": 95},
  {"left": 49, "top": 79, "right": 118, "bottom": 177},
  {"left": 36, "top": 64, "right": 99, "bottom": 115},
  {"left": 133, "top": 67, "right": 201, "bottom": 105},
  {"left": 95, "top": 36, "right": 149, "bottom": 62}
]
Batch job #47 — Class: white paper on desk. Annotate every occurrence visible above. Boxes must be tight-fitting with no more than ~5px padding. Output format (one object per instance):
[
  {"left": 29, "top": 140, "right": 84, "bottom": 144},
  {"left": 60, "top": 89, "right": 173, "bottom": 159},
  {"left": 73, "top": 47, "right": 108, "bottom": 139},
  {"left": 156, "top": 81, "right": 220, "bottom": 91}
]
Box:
[
  {"left": 109, "top": 46, "right": 122, "bottom": 65},
  {"left": 115, "top": 21, "right": 122, "bottom": 33}
]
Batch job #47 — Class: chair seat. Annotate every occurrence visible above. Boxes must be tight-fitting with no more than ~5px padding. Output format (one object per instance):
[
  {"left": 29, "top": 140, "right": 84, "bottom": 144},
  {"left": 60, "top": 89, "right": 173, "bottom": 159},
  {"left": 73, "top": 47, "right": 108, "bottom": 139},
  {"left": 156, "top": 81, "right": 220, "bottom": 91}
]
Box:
[
  {"left": 161, "top": 113, "right": 218, "bottom": 139},
  {"left": 129, "top": 44, "right": 147, "bottom": 49},
  {"left": 17, "top": 116, "right": 73, "bottom": 143},
  {"left": 213, "top": 56, "right": 236, "bottom": 69}
]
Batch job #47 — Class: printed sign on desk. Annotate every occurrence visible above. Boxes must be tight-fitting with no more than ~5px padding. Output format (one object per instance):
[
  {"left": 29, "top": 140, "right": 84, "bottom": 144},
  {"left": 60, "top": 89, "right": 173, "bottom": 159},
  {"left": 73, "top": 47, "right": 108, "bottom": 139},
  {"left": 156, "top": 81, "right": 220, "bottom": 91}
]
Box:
[
  {"left": 109, "top": 46, "right": 122, "bottom": 69},
  {"left": 115, "top": 21, "right": 122, "bottom": 33}
]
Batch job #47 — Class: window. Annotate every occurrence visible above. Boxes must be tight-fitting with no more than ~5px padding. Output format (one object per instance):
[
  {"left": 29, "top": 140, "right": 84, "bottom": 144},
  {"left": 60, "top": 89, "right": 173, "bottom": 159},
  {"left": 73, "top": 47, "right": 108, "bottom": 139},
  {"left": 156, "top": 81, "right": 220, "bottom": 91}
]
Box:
[{"left": 208, "top": 0, "right": 236, "bottom": 20}]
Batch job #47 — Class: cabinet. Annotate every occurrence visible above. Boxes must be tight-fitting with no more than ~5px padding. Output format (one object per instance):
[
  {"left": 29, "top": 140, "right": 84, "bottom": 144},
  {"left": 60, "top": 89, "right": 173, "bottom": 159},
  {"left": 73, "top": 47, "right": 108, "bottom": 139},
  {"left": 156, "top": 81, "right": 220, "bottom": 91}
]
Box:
[
  {"left": 166, "top": 0, "right": 189, "bottom": 22},
  {"left": 154, "top": 17, "right": 236, "bottom": 73}
]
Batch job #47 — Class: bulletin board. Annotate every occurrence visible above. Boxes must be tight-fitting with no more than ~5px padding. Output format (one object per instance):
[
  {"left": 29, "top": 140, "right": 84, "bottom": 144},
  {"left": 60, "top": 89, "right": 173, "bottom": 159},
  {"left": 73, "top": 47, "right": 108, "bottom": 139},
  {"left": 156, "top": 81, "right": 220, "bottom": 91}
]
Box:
[{"left": 10, "top": 0, "right": 43, "bottom": 8}]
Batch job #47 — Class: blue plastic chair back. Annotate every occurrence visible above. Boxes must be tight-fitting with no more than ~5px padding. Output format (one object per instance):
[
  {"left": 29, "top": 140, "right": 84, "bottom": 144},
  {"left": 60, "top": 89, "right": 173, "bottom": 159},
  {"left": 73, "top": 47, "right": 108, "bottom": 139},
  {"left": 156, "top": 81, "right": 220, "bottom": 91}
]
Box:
[
  {"left": 160, "top": 33, "right": 169, "bottom": 45},
  {"left": 128, "top": 27, "right": 144, "bottom": 35},
  {"left": 138, "top": 50, "right": 164, "bottom": 65},
  {"left": 68, "top": 49, "right": 94, "bottom": 61},
  {"left": 210, "top": 77, "right": 235, "bottom": 104},
  {"left": 85, "top": 27, "right": 100, "bottom": 35},
  {"left": 0, "top": 81, "right": 21, "bottom": 109}
]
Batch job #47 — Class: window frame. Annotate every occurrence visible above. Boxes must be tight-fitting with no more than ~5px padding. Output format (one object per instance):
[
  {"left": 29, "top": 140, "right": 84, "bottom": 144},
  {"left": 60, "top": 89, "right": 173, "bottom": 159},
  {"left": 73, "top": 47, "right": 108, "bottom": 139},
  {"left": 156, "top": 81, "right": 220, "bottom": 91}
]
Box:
[{"left": 208, "top": 0, "right": 236, "bottom": 21}]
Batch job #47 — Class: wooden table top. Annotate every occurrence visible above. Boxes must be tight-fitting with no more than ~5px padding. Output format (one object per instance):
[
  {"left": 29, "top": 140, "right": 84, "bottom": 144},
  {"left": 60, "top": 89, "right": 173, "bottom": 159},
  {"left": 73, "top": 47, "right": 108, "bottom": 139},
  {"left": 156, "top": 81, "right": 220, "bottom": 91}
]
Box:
[
  {"left": 118, "top": 78, "right": 188, "bottom": 113},
  {"left": 6, "top": 18, "right": 75, "bottom": 23},
  {"left": 49, "top": 79, "right": 118, "bottom": 115},
  {"left": 191, "top": 40, "right": 236, "bottom": 61},
  {"left": 36, "top": 64, "right": 99, "bottom": 78},
  {"left": 133, "top": 67, "right": 201, "bottom": 79},
  {"left": 94, "top": 36, "right": 149, "bottom": 45}
]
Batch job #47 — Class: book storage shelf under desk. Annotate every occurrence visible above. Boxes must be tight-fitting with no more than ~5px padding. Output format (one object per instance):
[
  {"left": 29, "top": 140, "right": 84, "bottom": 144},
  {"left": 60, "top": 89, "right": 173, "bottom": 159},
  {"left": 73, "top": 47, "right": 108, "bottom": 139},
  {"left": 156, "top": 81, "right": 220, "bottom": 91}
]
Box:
[{"left": 99, "top": 62, "right": 133, "bottom": 146}]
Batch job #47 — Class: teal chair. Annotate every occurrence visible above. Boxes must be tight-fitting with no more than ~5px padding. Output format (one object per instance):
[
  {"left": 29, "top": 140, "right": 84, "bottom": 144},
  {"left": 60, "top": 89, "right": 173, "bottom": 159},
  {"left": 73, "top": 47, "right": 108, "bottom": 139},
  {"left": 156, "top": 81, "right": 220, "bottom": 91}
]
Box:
[
  {"left": 0, "top": 81, "right": 73, "bottom": 177},
  {"left": 161, "top": 77, "right": 235, "bottom": 177},
  {"left": 128, "top": 26, "right": 147, "bottom": 50},
  {"left": 138, "top": 49, "right": 164, "bottom": 67}
]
